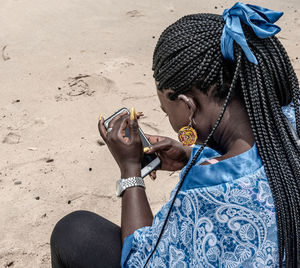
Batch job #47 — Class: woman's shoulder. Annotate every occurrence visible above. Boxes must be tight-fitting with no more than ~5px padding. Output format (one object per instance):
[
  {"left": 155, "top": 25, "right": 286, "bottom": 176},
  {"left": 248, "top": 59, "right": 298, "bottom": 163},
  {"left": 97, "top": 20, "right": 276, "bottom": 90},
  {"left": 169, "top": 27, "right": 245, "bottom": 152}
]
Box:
[{"left": 180, "top": 143, "right": 264, "bottom": 191}]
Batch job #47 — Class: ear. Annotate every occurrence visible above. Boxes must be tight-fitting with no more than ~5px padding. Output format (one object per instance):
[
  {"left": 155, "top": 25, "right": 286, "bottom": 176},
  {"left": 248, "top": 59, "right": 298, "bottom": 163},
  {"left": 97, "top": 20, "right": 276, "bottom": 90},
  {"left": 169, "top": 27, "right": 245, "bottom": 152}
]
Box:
[{"left": 178, "top": 94, "right": 197, "bottom": 122}]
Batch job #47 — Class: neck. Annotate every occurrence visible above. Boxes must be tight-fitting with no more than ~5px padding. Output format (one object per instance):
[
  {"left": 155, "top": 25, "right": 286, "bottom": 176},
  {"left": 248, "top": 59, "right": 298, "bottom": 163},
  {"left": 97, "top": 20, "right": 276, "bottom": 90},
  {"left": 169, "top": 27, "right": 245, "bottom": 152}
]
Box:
[{"left": 211, "top": 99, "right": 255, "bottom": 157}]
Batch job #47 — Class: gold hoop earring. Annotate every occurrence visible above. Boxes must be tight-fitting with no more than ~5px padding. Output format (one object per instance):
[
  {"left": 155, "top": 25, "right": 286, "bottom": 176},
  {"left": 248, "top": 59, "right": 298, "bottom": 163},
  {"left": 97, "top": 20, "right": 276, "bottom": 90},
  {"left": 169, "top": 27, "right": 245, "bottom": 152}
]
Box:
[{"left": 178, "top": 123, "right": 197, "bottom": 146}]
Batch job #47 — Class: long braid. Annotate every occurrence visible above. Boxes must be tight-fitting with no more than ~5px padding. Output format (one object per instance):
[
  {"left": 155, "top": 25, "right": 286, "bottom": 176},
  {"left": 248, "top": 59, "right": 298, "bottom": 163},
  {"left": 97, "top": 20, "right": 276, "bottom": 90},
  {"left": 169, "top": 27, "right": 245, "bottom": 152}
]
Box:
[
  {"left": 144, "top": 52, "right": 242, "bottom": 267},
  {"left": 240, "top": 26, "right": 300, "bottom": 266},
  {"left": 152, "top": 13, "right": 300, "bottom": 267}
]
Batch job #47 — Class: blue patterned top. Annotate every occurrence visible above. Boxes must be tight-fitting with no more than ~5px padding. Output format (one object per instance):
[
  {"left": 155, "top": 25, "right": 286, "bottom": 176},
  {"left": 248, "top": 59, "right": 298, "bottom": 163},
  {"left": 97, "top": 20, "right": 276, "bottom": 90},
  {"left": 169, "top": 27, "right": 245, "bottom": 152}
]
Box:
[{"left": 121, "top": 103, "right": 297, "bottom": 267}]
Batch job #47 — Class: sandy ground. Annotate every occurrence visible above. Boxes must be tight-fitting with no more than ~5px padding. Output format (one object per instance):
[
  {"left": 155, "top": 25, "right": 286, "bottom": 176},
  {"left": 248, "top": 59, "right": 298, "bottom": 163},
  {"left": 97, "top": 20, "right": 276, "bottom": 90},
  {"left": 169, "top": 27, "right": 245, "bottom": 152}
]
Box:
[{"left": 0, "top": 0, "right": 299, "bottom": 267}]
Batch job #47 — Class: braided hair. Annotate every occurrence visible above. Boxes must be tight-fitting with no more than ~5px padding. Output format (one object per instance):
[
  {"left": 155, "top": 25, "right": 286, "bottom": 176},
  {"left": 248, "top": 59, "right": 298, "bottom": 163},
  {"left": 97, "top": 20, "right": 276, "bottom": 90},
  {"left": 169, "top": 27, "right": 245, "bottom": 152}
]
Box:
[{"left": 149, "top": 14, "right": 300, "bottom": 267}]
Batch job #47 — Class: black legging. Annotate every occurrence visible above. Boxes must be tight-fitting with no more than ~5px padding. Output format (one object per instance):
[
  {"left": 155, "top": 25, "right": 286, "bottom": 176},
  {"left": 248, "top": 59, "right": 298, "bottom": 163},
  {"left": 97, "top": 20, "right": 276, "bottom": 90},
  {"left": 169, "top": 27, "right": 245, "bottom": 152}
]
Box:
[{"left": 50, "top": 210, "right": 122, "bottom": 268}]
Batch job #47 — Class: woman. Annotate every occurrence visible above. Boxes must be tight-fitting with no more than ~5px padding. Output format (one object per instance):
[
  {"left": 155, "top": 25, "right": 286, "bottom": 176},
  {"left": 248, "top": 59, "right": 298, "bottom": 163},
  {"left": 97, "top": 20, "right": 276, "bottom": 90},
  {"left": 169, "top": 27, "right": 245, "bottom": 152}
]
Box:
[{"left": 50, "top": 3, "right": 300, "bottom": 267}]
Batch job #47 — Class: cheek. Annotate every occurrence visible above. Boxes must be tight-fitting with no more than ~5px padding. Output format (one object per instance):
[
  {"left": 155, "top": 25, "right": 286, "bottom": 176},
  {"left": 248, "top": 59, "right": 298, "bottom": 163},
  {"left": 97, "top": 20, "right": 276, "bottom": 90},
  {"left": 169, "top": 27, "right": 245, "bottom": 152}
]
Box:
[
  {"left": 168, "top": 116, "right": 181, "bottom": 132},
  {"left": 168, "top": 112, "right": 190, "bottom": 133}
]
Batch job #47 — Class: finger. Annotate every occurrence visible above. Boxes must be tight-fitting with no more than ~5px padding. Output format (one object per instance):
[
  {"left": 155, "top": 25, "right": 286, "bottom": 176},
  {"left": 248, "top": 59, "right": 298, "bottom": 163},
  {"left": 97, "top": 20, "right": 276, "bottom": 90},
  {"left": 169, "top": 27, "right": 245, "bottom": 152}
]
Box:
[
  {"left": 119, "top": 115, "right": 130, "bottom": 138},
  {"left": 98, "top": 116, "right": 108, "bottom": 143},
  {"left": 153, "top": 170, "right": 157, "bottom": 180},
  {"left": 145, "top": 134, "right": 165, "bottom": 145},
  {"left": 149, "top": 170, "right": 156, "bottom": 180},
  {"left": 144, "top": 139, "right": 171, "bottom": 154},
  {"left": 107, "top": 111, "right": 128, "bottom": 129},
  {"left": 118, "top": 116, "right": 130, "bottom": 141},
  {"left": 108, "top": 115, "right": 130, "bottom": 144},
  {"left": 136, "top": 112, "right": 144, "bottom": 119}
]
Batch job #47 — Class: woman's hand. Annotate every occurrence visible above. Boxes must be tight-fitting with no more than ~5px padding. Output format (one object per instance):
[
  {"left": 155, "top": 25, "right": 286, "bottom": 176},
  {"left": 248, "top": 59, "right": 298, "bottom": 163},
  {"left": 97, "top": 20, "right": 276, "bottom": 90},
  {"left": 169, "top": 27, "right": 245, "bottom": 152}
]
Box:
[
  {"left": 98, "top": 110, "right": 143, "bottom": 178},
  {"left": 145, "top": 134, "right": 193, "bottom": 179}
]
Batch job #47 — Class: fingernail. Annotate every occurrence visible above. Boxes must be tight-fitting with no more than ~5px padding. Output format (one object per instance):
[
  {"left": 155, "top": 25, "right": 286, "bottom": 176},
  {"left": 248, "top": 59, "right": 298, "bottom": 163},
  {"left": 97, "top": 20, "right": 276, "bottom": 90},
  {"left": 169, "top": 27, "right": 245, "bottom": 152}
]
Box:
[
  {"left": 130, "top": 107, "right": 137, "bottom": 120},
  {"left": 143, "top": 147, "right": 150, "bottom": 153},
  {"left": 99, "top": 114, "right": 102, "bottom": 121}
]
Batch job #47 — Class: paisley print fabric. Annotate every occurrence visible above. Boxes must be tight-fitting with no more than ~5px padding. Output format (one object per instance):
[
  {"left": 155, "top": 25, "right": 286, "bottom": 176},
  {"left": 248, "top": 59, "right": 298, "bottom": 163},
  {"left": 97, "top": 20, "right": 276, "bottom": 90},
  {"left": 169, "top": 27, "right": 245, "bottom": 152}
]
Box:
[
  {"left": 282, "top": 102, "right": 297, "bottom": 133},
  {"left": 121, "top": 103, "right": 296, "bottom": 267},
  {"left": 123, "top": 167, "right": 279, "bottom": 268}
]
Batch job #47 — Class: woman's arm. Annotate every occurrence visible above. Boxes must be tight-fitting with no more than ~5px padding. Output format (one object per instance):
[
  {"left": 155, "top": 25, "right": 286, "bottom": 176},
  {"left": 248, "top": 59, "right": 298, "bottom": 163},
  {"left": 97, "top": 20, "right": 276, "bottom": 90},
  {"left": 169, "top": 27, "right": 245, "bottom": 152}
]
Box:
[
  {"left": 120, "top": 165, "right": 153, "bottom": 243},
  {"left": 121, "top": 182, "right": 153, "bottom": 243},
  {"left": 98, "top": 111, "right": 153, "bottom": 243}
]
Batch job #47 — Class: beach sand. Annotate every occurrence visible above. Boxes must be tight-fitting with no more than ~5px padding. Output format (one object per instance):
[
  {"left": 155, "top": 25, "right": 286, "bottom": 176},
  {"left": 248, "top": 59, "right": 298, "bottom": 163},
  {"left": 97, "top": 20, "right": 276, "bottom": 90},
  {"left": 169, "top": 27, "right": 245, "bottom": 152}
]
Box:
[{"left": 0, "top": 0, "right": 299, "bottom": 267}]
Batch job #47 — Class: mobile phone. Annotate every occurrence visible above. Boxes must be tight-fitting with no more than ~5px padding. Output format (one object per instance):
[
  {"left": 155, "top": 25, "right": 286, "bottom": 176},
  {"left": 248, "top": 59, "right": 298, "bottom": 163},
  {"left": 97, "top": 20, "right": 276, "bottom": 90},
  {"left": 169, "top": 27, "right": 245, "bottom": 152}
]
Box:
[{"left": 104, "top": 108, "right": 161, "bottom": 178}]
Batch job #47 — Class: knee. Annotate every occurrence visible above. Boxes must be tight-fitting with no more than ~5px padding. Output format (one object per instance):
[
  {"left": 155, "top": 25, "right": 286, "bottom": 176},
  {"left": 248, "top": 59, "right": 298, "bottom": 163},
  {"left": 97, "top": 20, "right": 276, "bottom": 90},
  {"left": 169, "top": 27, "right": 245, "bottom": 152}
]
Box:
[
  {"left": 50, "top": 210, "right": 96, "bottom": 249},
  {"left": 50, "top": 210, "right": 121, "bottom": 268}
]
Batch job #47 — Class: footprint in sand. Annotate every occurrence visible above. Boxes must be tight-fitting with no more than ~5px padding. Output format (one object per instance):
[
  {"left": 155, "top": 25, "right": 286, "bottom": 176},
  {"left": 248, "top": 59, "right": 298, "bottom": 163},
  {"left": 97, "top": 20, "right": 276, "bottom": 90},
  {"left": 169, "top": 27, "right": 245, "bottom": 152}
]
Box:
[
  {"left": 2, "top": 132, "right": 21, "bottom": 144},
  {"left": 126, "top": 10, "right": 144, "bottom": 18},
  {"left": 56, "top": 74, "right": 115, "bottom": 101}
]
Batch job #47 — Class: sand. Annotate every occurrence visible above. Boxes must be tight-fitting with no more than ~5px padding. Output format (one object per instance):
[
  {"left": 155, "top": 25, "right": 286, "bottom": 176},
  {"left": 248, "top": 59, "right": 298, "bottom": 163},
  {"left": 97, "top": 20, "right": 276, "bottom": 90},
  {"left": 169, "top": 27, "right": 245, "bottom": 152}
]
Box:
[{"left": 0, "top": 0, "right": 299, "bottom": 267}]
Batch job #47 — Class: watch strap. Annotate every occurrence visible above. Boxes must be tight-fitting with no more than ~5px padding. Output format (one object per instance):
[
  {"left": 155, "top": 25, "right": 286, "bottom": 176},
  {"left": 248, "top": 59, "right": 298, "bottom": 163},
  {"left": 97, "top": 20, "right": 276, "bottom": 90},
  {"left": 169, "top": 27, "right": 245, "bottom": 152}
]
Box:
[{"left": 116, "top": 176, "right": 145, "bottom": 197}]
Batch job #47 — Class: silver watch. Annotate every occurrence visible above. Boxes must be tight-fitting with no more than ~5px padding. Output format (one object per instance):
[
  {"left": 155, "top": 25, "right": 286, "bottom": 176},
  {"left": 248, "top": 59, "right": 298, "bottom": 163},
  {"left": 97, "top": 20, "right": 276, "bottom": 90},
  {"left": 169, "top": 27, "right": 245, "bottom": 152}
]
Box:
[{"left": 116, "top": 177, "right": 145, "bottom": 197}]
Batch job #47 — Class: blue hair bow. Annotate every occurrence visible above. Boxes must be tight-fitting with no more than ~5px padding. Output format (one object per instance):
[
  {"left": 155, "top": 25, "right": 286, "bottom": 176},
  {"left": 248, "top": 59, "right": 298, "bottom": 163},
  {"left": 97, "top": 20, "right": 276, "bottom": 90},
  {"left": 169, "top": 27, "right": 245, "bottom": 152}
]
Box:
[{"left": 221, "top": 2, "right": 283, "bottom": 64}]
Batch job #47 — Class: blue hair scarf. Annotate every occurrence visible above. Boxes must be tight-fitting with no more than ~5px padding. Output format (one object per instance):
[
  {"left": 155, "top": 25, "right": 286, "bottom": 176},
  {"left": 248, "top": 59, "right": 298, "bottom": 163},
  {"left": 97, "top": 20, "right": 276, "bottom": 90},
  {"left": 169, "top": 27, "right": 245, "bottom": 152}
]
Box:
[{"left": 221, "top": 2, "right": 283, "bottom": 64}]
